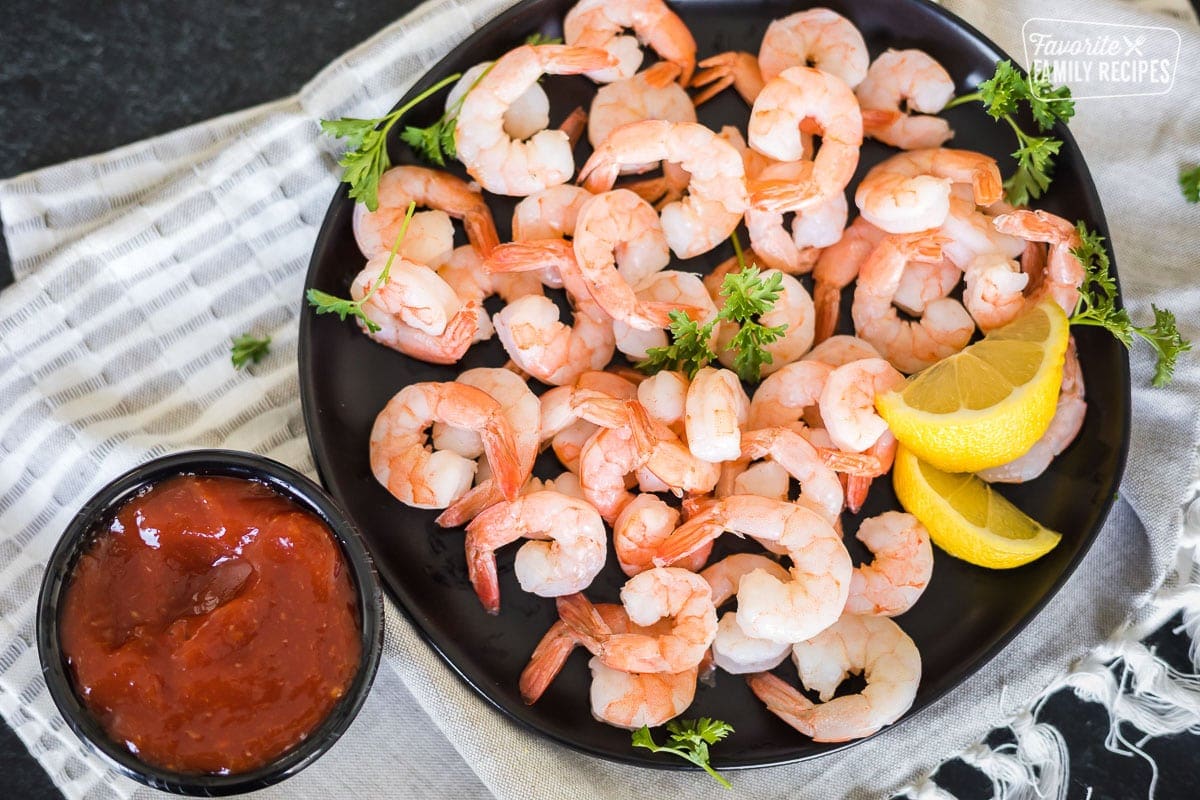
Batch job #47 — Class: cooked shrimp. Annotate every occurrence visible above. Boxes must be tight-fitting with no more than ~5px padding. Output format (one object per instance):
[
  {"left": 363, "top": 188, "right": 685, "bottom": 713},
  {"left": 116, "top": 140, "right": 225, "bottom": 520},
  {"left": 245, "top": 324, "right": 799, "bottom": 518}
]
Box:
[
  {"left": 937, "top": 193, "right": 1025, "bottom": 269},
  {"left": 557, "top": 567, "right": 718, "bottom": 672},
  {"left": 543, "top": 471, "right": 587, "bottom": 500},
  {"left": 977, "top": 338, "right": 1086, "bottom": 483},
  {"left": 433, "top": 368, "right": 540, "bottom": 528},
  {"left": 855, "top": 148, "right": 1002, "bottom": 234},
  {"left": 435, "top": 245, "right": 536, "bottom": 341},
  {"left": 962, "top": 251, "right": 1029, "bottom": 331},
  {"left": 727, "top": 460, "right": 791, "bottom": 502},
  {"left": 589, "top": 657, "right": 698, "bottom": 729},
  {"left": 540, "top": 372, "right": 639, "bottom": 473},
  {"left": 656, "top": 495, "right": 852, "bottom": 643},
  {"left": 811, "top": 216, "right": 887, "bottom": 343},
  {"left": 740, "top": 426, "right": 846, "bottom": 524},
  {"left": 614, "top": 493, "right": 712, "bottom": 576},
  {"left": 465, "top": 490, "right": 607, "bottom": 614},
  {"left": 852, "top": 232, "right": 975, "bottom": 373},
  {"left": 492, "top": 271, "right": 616, "bottom": 385},
  {"left": 579, "top": 120, "right": 749, "bottom": 259},
  {"left": 589, "top": 62, "right": 697, "bottom": 159},
  {"left": 369, "top": 382, "right": 521, "bottom": 509},
  {"left": 447, "top": 61, "right": 550, "bottom": 142},
  {"left": 454, "top": 44, "right": 615, "bottom": 196},
  {"left": 512, "top": 184, "right": 594, "bottom": 242},
  {"left": 747, "top": 360, "right": 833, "bottom": 430},
  {"left": 757, "top": 8, "right": 869, "bottom": 88},
  {"left": 636, "top": 370, "right": 689, "bottom": 433},
  {"left": 856, "top": 49, "right": 955, "bottom": 150},
  {"left": 991, "top": 210, "right": 1087, "bottom": 316},
  {"left": 714, "top": 270, "right": 815, "bottom": 378},
  {"left": 893, "top": 256, "right": 962, "bottom": 315},
  {"left": 516, "top": 191, "right": 689, "bottom": 330},
  {"left": 702, "top": 554, "right": 792, "bottom": 674},
  {"left": 564, "top": 0, "right": 697, "bottom": 84},
  {"left": 510, "top": 184, "right": 595, "bottom": 289},
  {"left": 353, "top": 165, "right": 500, "bottom": 259},
  {"left": 614, "top": 271, "right": 718, "bottom": 360},
  {"left": 520, "top": 603, "right": 698, "bottom": 729},
  {"left": 685, "top": 367, "right": 750, "bottom": 462},
  {"left": 802, "top": 334, "right": 881, "bottom": 367},
  {"left": 748, "top": 67, "right": 863, "bottom": 212},
  {"left": 747, "top": 614, "right": 921, "bottom": 742},
  {"left": 746, "top": 160, "right": 847, "bottom": 274},
  {"left": 819, "top": 358, "right": 904, "bottom": 453},
  {"left": 577, "top": 399, "right": 719, "bottom": 520},
  {"left": 843, "top": 512, "right": 934, "bottom": 616},
  {"left": 366, "top": 300, "right": 482, "bottom": 365},
  {"left": 350, "top": 254, "right": 463, "bottom": 337}
]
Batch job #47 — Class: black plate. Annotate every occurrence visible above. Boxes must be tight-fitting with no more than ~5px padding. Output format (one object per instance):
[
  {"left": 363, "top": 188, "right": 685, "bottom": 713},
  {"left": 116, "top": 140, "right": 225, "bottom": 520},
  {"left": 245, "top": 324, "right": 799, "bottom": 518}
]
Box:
[{"left": 299, "top": 0, "right": 1130, "bottom": 769}]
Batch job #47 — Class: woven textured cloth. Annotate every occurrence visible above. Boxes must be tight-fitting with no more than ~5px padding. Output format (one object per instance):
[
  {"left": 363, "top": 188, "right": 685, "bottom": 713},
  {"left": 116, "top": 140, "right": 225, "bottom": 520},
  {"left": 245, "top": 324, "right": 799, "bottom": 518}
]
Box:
[{"left": 1, "top": 1, "right": 1198, "bottom": 798}]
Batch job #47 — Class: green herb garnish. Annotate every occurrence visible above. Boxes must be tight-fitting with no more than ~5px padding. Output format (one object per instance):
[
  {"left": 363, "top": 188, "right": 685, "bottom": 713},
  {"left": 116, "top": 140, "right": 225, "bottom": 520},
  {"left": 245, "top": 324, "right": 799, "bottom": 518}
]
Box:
[
  {"left": 1068, "top": 222, "right": 1190, "bottom": 387},
  {"left": 639, "top": 233, "right": 785, "bottom": 382},
  {"left": 320, "top": 75, "right": 462, "bottom": 210},
  {"left": 230, "top": 334, "right": 271, "bottom": 369},
  {"left": 1180, "top": 165, "right": 1200, "bottom": 203},
  {"left": 632, "top": 718, "right": 734, "bottom": 789},
  {"left": 305, "top": 202, "right": 416, "bottom": 333},
  {"left": 945, "top": 61, "right": 1075, "bottom": 206}
]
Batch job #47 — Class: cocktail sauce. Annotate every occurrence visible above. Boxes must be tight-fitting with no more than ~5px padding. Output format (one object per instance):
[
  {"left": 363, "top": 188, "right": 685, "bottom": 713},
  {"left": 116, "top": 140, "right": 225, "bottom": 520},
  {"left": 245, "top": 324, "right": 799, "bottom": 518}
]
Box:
[{"left": 59, "top": 475, "right": 361, "bottom": 775}]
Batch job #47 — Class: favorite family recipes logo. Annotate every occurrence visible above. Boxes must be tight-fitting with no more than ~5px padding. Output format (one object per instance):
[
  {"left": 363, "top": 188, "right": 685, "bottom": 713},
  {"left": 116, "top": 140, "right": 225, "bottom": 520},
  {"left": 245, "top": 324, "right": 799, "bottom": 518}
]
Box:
[{"left": 1022, "top": 18, "right": 1181, "bottom": 99}]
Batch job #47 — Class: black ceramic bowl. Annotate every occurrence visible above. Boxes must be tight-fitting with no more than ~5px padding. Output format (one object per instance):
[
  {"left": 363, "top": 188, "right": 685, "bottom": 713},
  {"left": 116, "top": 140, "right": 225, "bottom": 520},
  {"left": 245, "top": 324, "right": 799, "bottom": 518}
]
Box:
[{"left": 35, "top": 450, "right": 384, "bottom": 796}]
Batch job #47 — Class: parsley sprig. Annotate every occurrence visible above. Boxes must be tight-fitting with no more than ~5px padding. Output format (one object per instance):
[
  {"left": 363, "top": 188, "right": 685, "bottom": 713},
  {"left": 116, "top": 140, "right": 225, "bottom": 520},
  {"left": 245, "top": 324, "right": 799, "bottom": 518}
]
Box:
[
  {"left": 1180, "top": 165, "right": 1200, "bottom": 203},
  {"left": 305, "top": 201, "right": 417, "bottom": 333},
  {"left": 944, "top": 61, "right": 1075, "bottom": 206},
  {"left": 320, "top": 74, "right": 462, "bottom": 211},
  {"left": 399, "top": 33, "right": 563, "bottom": 167},
  {"left": 1068, "top": 222, "right": 1190, "bottom": 387},
  {"left": 230, "top": 334, "right": 271, "bottom": 369},
  {"left": 639, "top": 235, "right": 785, "bottom": 382},
  {"left": 632, "top": 718, "right": 734, "bottom": 789}
]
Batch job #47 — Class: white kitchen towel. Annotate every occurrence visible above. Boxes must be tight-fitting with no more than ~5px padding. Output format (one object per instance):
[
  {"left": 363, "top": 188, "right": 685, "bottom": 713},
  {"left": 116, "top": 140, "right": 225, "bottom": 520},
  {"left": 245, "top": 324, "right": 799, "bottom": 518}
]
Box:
[{"left": 1, "top": 0, "right": 1198, "bottom": 798}]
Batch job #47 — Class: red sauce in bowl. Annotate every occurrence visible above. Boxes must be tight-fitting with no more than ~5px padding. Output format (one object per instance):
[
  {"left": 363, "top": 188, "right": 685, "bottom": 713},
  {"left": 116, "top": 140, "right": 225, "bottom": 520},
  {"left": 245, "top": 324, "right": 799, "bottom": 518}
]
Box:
[{"left": 58, "top": 474, "right": 362, "bottom": 775}]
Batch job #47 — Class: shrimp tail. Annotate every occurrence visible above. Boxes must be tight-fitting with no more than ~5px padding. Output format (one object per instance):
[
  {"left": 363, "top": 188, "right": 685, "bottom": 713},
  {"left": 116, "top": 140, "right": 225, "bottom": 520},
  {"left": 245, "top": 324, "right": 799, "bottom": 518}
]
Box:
[
  {"left": 970, "top": 162, "right": 1003, "bottom": 206},
  {"left": 812, "top": 280, "right": 842, "bottom": 345},
  {"left": 464, "top": 209, "right": 501, "bottom": 259},
  {"left": 640, "top": 60, "right": 682, "bottom": 88},
  {"left": 480, "top": 423, "right": 524, "bottom": 501},
  {"left": 844, "top": 475, "right": 871, "bottom": 514},
  {"left": 738, "top": 428, "right": 775, "bottom": 462},
  {"left": 653, "top": 511, "right": 723, "bottom": 567},
  {"left": 464, "top": 533, "right": 502, "bottom": 615},
  {"left": 435, "top": 480, "right": 503, "bottom": 528},
  {"left": 571, "top": 394, "right": 633, "bottom": 429},
  {"left": 860, "top": 107, "right": 902, "bottom": 132},
  {"left": 555, "top": 592, "right": 610, "bottom": 650},
  {"left": 519, "top": 621, "right": 577, "bottom": 704},
  {"left": 485, "top": 239, "right": 574, "bottom": 274},
  {"left": 638, "top": 300, "right": 692, "bottom": 329},
  {"left": 746, "top": 672, "right": 816, "bottom": 735},
  {"left": 559, "top": 106, "right": 588, "bottom": 149},
  {"left": 818, "top": 449, "right": 883, "bottom": 476},
  {"left": 691, "top": 51, "right": 762, "bottom": 107},
  {"left": 749, "top": 176, "right": 820, "bottom": 214}
]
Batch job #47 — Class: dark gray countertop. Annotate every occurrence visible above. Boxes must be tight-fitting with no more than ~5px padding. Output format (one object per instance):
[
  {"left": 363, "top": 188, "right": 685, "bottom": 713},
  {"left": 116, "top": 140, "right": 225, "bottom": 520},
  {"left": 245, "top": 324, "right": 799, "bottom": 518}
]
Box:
[{"left": 2, "top": 2, "right": 1198, "bottom": 798}]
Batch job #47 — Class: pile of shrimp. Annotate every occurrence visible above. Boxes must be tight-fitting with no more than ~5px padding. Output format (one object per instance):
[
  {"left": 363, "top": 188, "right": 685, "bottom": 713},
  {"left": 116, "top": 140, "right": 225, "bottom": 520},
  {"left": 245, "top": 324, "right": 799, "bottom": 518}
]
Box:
[{"left": 352, "top": 1, "right": 1089, "bottom": 744}]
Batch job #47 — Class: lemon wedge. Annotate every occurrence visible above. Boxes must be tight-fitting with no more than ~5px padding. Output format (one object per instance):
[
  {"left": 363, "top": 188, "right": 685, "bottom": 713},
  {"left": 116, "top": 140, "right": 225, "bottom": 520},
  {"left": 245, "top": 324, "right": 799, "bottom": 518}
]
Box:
[
  {"left": 876, "top": 296, "right": 1070, "bottom": 473},
  {"left": 893, "top": 445, "right": 1062, "bottom": 568}
]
